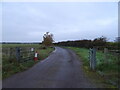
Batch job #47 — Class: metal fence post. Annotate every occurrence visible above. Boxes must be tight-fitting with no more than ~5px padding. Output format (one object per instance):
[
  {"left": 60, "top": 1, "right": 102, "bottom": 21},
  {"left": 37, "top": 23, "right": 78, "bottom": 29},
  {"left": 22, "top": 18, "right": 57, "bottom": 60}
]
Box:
[
  {"left": 92, "top": 48, "right": 96, "bottom": 70},
  {"left": 89, "top": 48, "right": 92, "bottom": 69},
  {"left": 89, "top": 48, "right": 96, "bottom": 70}
]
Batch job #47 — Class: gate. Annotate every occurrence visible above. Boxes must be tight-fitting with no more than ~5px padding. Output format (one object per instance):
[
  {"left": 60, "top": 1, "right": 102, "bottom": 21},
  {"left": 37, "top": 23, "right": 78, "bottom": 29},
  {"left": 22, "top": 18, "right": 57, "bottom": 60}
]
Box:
[{"left": 16, "top": 47, "right": 35, "bottom": 63}]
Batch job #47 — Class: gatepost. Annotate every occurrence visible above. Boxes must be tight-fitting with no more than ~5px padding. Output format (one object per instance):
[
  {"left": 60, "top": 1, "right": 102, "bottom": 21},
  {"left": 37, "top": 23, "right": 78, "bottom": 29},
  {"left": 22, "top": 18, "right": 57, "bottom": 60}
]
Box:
[
  {"left": 89, "top": 48, "right": 96, "bottom": 70},
  {"left": 16, "top": 47, "right": 21, "bottom": 62}
]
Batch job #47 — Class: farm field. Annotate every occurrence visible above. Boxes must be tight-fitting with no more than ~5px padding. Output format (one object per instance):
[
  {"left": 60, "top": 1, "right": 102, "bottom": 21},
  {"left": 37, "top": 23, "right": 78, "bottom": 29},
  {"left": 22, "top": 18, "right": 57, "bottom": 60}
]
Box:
[
  {"left": 2, "top": 44, "right": 41, "bottom": 48},
  {"left": 2, "top": 44, "right": 54, "bottom": 79},
  {"left": 67, "top": 47, "right": 119, "bottom": 88}
]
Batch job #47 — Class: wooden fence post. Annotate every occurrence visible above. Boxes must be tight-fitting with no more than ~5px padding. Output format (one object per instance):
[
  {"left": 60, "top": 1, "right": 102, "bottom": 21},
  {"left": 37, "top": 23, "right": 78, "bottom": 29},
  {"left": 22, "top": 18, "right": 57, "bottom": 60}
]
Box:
[
  {"left": 9, "top": 48, "right": 12, "bottom": 61},
  {"left": 16, "top": 47, "right": 21, "bottom": 62}
]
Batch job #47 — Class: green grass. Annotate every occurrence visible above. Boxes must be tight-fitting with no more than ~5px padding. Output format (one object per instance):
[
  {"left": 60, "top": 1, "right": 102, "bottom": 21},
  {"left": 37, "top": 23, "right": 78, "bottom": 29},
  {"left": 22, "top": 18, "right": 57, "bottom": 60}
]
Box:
[
  {"left": 3, "top": 60, "right": 35, "bottom": 79},
  {"left": 67, "top": 47, "right": 89, "bottom": 65},
  {"left": 2, "top": 44, "right": 41, "bottom": 48},
  {"left": 37, "top": 47, "right": 54, "bottom": 60},
  {"left": 96, "top": 51, "right": 119, "bottom": 72},
  {"left": 2, "top": 44, "right": 54, "bottom": 79},
  {"left": 67, "top": 47, "right": 119, "bottom": 88}
]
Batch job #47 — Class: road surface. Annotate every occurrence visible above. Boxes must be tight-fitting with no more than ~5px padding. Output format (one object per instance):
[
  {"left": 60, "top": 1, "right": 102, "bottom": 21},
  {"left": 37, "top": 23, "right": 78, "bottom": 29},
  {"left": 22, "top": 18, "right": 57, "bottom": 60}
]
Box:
[{"left": 3, "top": 47, "right": 97, "bottom": 88}]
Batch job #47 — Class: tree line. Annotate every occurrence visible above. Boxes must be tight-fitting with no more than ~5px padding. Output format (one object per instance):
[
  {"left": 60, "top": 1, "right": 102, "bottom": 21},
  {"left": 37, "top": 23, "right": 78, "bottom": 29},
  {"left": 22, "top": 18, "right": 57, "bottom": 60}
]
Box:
[
  {"left": 42, "top": 32, "right": 119, "bottom": 50},
  {"left": 2, "top": 32, "right": 119, "bottom": 51},
  {"left": 54, "top": 36, "right": 119, "bottom": 50}
]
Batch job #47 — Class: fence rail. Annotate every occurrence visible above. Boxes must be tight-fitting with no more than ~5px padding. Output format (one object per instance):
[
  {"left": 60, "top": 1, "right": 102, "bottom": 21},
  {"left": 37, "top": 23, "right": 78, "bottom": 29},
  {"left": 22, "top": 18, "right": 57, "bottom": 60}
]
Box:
[
  {"left": 2, "top": 47, "right": 36, "bottom": 63},
  {"left": 88, "top": 47, "right": 119, "bottom": 70}
]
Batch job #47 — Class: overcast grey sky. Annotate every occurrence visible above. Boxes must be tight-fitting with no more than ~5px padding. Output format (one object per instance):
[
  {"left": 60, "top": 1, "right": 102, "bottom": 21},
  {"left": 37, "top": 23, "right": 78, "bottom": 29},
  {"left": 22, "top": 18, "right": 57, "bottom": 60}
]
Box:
[{"left": 2, "top": 2, "right": 118, "bottom": 42}]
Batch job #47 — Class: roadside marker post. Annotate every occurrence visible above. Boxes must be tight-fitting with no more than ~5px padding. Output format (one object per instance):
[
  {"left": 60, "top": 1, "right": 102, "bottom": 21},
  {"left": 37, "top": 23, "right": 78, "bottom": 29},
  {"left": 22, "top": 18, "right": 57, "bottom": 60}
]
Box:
[
  {"left": 34, "top": 51, "right": 38, "bottom": 61},
  {"left": 31, "top": 48, "right": 34, "bottom": 52}
]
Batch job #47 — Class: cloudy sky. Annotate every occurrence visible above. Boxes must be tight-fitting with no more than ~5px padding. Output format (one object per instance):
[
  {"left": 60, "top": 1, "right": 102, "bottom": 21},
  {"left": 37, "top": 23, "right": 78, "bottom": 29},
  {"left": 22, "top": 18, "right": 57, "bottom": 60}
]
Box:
[{"left": 2, "top": 2, "right": 118, "bottom": 42}]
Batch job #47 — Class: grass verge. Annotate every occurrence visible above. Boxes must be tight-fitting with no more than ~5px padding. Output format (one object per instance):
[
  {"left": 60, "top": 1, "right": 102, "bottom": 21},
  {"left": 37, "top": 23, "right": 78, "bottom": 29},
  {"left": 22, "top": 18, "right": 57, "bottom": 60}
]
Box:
[
  {"left": 2, "top": 44, "right": 54, "bottom": 79},
  {"left": 67, "top": 47, "right": 119, "bottom": 88}
]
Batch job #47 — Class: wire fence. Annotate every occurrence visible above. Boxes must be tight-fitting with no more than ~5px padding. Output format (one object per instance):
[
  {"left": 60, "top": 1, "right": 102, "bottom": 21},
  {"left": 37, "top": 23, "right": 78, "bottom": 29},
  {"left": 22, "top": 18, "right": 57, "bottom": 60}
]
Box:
[{"left": 88, "top": 47, "right": 119, "bottom": 70}]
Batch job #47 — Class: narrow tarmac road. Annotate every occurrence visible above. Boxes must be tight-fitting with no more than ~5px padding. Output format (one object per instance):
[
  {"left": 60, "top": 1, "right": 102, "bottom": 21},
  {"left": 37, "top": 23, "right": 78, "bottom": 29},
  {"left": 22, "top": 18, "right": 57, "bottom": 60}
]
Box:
[{"left": 3, "top": 47, "right": 97, "bottom": 88}]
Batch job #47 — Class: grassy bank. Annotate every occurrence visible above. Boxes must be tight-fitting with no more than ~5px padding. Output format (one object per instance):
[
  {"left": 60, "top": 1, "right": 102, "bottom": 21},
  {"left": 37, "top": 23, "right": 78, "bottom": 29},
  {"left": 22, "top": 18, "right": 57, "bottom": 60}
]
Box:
[
  {"left": 67, "top": 47, "right": 119, "bottom": 88},
  {"left": 2, "top": 44, "right": 54, "bottom": 79}
]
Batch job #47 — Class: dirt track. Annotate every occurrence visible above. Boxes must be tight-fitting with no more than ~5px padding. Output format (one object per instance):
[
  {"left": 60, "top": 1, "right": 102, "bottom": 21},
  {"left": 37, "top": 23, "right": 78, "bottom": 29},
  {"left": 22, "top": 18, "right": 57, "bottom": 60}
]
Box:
[{"left": 3, "top": 47, "right": 98, "bottom": 88}]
